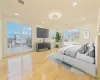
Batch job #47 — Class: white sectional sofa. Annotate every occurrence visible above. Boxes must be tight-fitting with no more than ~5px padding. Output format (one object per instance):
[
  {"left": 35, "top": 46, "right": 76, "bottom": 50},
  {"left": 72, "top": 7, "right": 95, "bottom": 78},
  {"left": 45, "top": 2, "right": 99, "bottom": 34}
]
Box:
[{"left": 55, "top": 53, "right": 97, "bottom": 77}]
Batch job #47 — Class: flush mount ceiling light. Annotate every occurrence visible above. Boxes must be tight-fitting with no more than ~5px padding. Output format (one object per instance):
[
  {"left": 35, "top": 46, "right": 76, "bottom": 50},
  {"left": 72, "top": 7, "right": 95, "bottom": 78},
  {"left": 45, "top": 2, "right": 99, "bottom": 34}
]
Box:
[
  {"left": 48, "top": 12, "right": 62, "bottom": 20},
  {"left": 73, "top": 2, "right": 78, "bottom": 7}
]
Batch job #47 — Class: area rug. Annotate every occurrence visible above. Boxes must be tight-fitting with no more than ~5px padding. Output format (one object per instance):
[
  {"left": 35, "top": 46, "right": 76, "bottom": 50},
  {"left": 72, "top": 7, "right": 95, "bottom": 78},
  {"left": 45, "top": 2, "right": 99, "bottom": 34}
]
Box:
[{"left": 48, "top": 52, "right": 85, "bottom": 74}]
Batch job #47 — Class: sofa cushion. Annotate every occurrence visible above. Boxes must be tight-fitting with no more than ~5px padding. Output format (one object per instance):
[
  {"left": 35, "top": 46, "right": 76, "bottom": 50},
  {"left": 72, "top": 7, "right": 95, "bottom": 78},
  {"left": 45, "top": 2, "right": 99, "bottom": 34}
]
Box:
[{"left": 76, "top": 52, "right": 95, "bottom": 64}]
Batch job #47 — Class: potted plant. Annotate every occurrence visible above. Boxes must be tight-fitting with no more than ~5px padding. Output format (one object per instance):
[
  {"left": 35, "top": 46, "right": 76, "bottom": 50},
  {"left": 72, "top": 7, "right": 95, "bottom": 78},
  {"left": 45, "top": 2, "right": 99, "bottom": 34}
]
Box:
[{"left": 55, "top": 32, "right": 61, "bottom": 48}]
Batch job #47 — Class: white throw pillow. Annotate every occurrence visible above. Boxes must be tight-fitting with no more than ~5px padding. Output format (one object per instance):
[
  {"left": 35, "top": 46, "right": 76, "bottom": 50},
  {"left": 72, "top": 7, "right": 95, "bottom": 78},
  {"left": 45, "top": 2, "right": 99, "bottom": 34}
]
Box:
[
  {"left": 86, "top": 42, "right": 95, "bottom": 57},
  {"left": 76, "top": 52, "right": 94, "bottom": 64},
  {"left": 87, "top": 42, "right": 94, "bottom": 51}
]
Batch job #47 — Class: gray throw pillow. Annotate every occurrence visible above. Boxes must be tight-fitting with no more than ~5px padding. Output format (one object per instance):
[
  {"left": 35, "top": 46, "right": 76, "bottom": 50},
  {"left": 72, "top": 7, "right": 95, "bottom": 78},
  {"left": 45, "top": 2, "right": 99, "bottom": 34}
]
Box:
[
  {"left": 88, "top": 46, "right": 95, "bottom": 57},
  {"left": 78, "top": 43, "right": 88, "bottom": 54},
  {"left": 88, "top": 51, "right": 95, "bottom": 57}
]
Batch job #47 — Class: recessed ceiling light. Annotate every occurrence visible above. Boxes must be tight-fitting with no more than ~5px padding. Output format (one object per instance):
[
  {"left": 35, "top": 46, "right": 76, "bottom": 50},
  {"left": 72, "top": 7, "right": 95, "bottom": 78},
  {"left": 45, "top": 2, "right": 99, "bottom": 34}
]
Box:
[
  {"left": 82, "top": 18, "right": 86, "bottom": 21},
  {"left": 73, "top": 2, "right": 78, "bottom": 7},
  {"left": 15, "top": 13, "right": 19, "bottom": 16},
  {"left": 42, "top": 22, "right": 44, "bottom": 23}
]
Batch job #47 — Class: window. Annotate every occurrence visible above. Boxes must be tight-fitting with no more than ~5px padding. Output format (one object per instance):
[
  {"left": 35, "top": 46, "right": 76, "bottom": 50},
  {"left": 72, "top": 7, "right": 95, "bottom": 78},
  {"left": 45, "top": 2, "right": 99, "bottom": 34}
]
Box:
[
  {"left": 50, "top": 30, "right": 56, "bottom": 40},
  {"left": 64, "top": 28, "right": 80, "bottom": 44},
  {"left": 7, "top": 22, "right": 32, "bottom": 53}
]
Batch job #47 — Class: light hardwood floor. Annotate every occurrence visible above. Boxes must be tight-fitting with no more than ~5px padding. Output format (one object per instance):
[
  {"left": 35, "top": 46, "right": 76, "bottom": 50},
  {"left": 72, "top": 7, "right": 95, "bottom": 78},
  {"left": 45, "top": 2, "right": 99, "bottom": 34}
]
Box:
[{"left": 0, "top": 48, "right": 97, "bottom": 80}]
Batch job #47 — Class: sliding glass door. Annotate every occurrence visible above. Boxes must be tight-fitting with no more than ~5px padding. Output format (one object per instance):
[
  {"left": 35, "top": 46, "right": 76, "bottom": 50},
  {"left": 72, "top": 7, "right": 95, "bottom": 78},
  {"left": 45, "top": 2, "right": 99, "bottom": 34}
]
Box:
[
  {"left": 7, "top": 22, "right": 21, "bottom": 53},
  {"left": 7, "top": 22, "right": 32, "bottom": 53},
  {"left": 21, "top": 25, "right": 32, "bottom": 51}
]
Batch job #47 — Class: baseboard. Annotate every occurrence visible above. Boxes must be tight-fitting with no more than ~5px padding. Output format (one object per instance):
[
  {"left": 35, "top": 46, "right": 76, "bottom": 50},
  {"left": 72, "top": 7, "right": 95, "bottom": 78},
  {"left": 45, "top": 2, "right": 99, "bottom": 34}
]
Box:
[
  {"left": 0, "top": 57, "right": 2, "bottom": 64},
  {"left": 0, "top": 58, "right": 2, "bottom": 61}
]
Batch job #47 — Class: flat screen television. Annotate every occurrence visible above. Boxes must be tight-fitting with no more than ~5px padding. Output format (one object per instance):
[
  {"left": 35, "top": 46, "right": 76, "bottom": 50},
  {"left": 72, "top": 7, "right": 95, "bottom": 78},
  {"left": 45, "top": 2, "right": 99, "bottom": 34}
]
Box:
[{"left": 37, "top": 27, "right": 49, "bottom": 38}]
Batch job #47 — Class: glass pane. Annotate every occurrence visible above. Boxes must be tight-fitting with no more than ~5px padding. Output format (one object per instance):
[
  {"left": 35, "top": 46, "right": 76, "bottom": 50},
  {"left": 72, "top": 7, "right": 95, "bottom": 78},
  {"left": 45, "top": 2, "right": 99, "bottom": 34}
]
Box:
[
  {"left": 22, "top": 25, "right": 32, "bottom": 51},
  {"left": 7, "top": 22, "right": 21, "bottom": 53},
  {"left": 50, "top": 30, "right": 56, "bottom": 40},
  {"left": 64, "top": 28, "right": 80, "bottom": 44}
]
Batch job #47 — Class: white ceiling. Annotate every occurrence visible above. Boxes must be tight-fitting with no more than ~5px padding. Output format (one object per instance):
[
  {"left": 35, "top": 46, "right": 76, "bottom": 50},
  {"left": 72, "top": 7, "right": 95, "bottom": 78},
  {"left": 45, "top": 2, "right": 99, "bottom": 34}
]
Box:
[{"left": 1, "top": 0, "right": 100, "bottom": 28}]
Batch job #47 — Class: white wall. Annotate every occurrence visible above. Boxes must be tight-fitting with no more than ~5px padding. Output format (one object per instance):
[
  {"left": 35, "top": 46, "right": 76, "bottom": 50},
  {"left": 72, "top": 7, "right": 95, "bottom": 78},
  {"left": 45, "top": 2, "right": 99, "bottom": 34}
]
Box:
[
  {"left": 0, "top": 13, "right": 3, "bottom": 61},
  {"left": 78, "top": 21, "right": 97, "bottom": 44}
]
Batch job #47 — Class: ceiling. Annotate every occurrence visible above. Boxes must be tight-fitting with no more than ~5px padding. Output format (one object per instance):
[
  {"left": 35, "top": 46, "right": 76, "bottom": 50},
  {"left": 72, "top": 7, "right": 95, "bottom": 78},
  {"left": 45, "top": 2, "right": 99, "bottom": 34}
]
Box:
[{"left": 1, "top": 0, "right": 100, "bottom": 28}]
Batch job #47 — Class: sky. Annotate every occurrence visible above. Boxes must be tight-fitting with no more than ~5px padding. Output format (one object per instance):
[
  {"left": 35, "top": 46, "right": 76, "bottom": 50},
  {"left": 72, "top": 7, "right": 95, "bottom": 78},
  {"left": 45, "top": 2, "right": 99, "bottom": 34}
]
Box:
[
  {"left": 50, "top": 28, "right": 80, "bottom": 39},
  {"left": 64, "top": 28, "right": 80, "bottom": 37},
  {"left": 50, "top": 30, "right": 56, "bottom": 38},
  {"left": 7, "top": 22, "right": 32, "bottom": 38}
]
